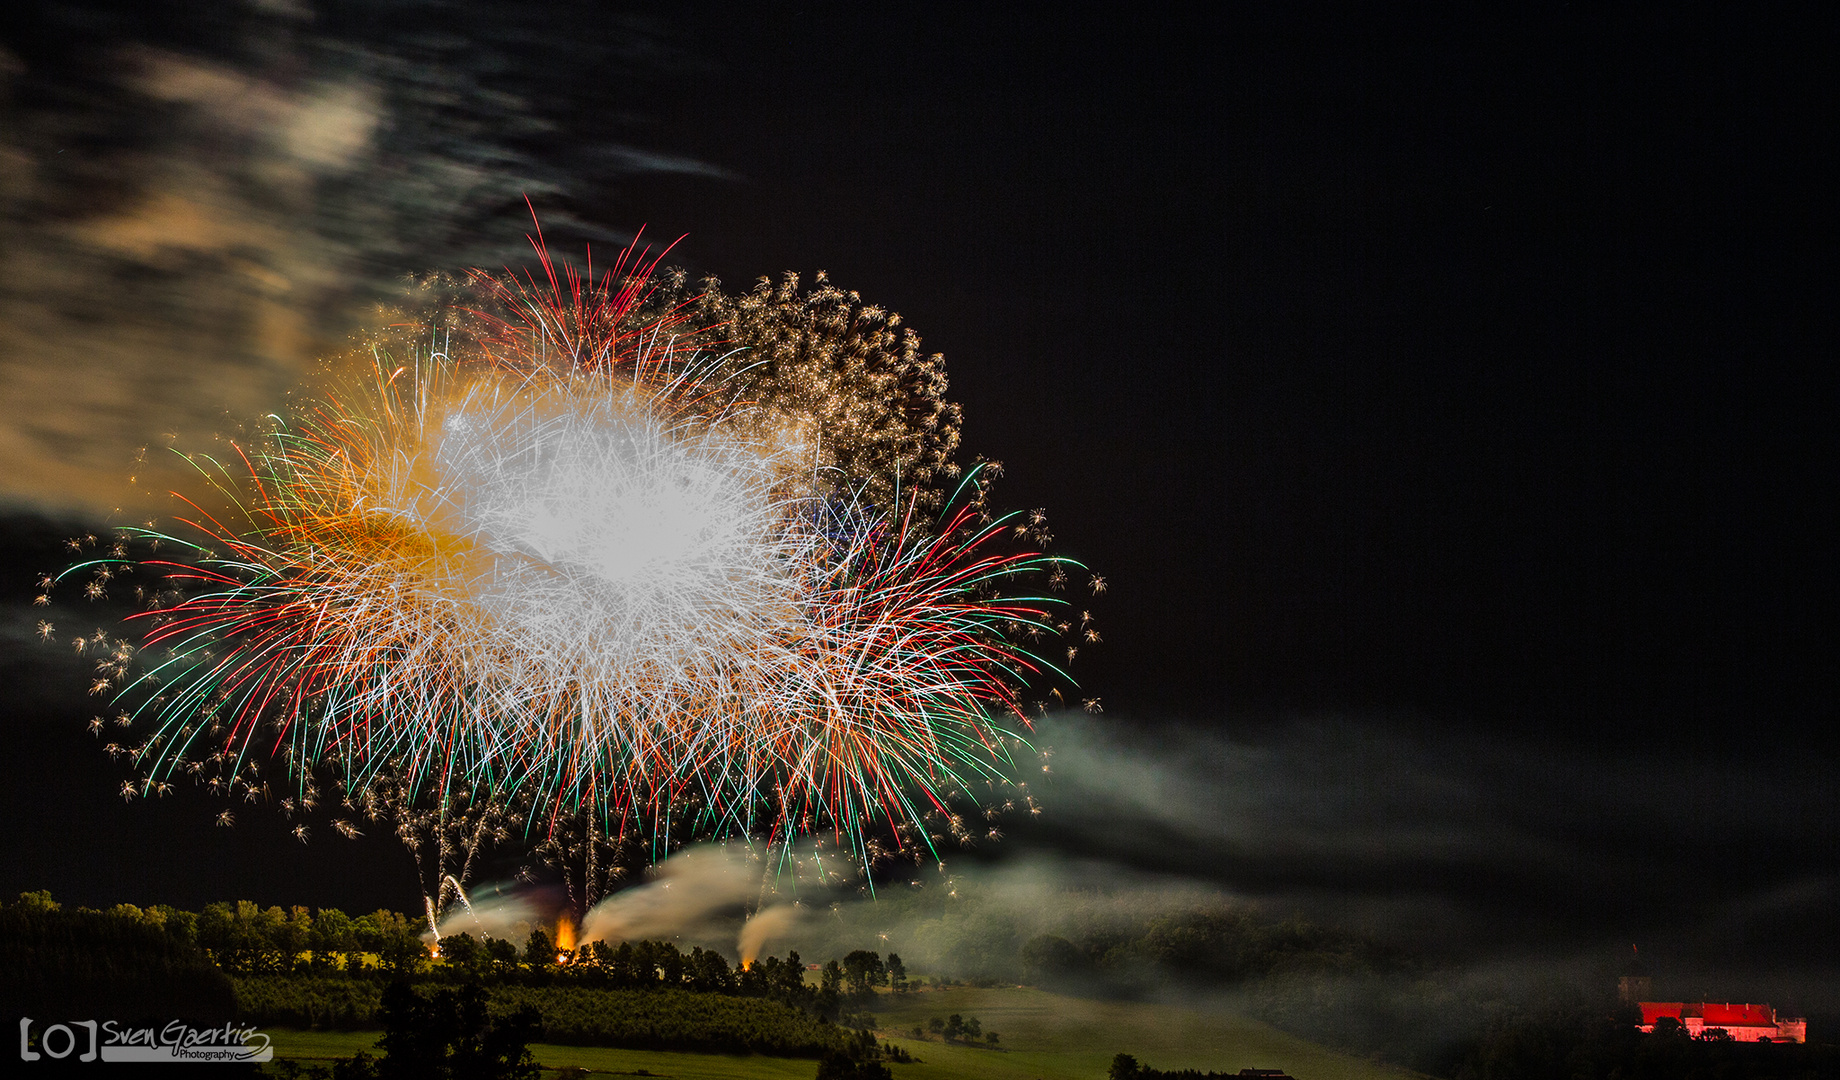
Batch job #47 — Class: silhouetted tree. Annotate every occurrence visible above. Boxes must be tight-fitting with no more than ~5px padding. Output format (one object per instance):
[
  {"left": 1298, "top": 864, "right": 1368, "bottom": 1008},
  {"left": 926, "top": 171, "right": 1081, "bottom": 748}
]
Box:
[
  {"left": 686, "top": 946, "right": 735, "bottom": 993},
  {"left": 367, "top": 981, "right": 539, "bottom": 1080},
  {"left": 483, "top": 937, "right": 519, "bottom": 977},
  {"left": 841, "top": 950, "right": 886, "bottom": 996},
  {"left": 523, "top": 928, "right": 554, "bottom": 971},
  {"left": 378, "top": 934, "right": 429, "bottom": 979}
]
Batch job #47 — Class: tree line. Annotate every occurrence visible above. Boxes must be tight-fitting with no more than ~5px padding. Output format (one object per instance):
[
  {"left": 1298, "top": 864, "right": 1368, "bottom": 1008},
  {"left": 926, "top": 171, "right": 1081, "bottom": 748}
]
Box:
[
  {"left": 0, "top": 891, "right": 922, "bottom": 1067},
  {"left": 1109, "top": 1056, "right": 1289, "bottom": 1080},
  {"left": 238, "top": 979, "right": 861, "bottom": 1056},
  {"left": 0, "top": 890, "right": 234, "bottom": 1021}
]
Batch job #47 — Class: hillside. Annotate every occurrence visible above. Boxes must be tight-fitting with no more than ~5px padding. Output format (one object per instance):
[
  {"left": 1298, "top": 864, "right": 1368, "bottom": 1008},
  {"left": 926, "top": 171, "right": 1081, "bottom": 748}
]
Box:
[{"left": 267, "top": 985, "right": 1418, "bottom": 1080}]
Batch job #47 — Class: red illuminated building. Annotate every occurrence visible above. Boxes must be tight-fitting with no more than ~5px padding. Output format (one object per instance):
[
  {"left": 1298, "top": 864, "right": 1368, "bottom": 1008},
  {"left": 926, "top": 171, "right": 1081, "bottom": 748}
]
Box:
[{"left": 1638, "top": 1002, "right": 1807, "bottom": 1043}]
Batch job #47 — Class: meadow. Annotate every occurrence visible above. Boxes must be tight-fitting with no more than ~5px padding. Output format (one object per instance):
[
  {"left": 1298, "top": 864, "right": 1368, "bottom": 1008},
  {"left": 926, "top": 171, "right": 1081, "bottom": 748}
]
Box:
[{"left": 264, "top": 985, "right": 1418, "bottom": 1080}]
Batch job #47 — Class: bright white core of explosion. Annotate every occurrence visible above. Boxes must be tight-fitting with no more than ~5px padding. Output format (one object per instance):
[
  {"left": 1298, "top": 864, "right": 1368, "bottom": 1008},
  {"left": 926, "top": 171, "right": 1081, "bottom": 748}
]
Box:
[{"left": 375, "top": 375, "right": 824, "bottom": 735}]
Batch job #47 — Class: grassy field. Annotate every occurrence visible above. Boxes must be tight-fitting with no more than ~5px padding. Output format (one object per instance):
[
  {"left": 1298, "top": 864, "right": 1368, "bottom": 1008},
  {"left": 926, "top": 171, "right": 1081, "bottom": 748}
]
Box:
[
  {"left": 869, "top": 986, "right": 1411, "bottom": 1080},
  {"left": 263, "top": 987, "right": 1418, "bottom": 1080},
  {"left": 264, "top": 1029, "right": 821, "bottom": 1079}
]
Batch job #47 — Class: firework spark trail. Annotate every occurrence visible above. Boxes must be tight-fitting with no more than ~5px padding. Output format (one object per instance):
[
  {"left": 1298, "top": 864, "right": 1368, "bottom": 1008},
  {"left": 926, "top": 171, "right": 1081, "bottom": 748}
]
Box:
[
  {"left": 466, "top": 213, "right": 699, "bottom": 381},
  {"left": 740, "top": 496, "right": 1070, "bottom": 860},
  {"left": 72, "top": 337, "right": 1078, "bottom": 861},
  {"left": 106, "top": 354, "right": 820, "bottom": 791}
]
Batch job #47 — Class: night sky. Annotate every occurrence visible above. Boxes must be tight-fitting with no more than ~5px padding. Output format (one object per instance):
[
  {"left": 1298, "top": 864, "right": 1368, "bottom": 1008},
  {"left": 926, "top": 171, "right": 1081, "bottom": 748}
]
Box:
[{"left": 1, "top": 1, "right": 1834, "bottom": 1011}]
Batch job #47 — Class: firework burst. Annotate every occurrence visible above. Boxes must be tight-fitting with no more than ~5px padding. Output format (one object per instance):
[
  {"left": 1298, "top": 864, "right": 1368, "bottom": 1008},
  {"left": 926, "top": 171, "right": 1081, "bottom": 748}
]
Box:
[
  {"left": 51, "top": 236, "right": 1094, "bottom": 893},
  {"left": 68, "top": 361, "right": 1074, "bottom": 861}
]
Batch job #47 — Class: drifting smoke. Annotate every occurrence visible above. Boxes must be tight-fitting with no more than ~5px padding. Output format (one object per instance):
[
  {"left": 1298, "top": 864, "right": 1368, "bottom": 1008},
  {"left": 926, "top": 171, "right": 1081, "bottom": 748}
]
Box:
[
  {"left": 415, "top": 848, "right": 806, "bottom": 960},
  {"left": 794, "top": 712, "right": 1835, "bottom": 1016},
  {"left": 1017, "top": 710, "right": 1840, "bottom": 987},
  {"left": 534, "top": 711, "right": 1838, "bottom": 1026},
  {"left": 578, "top": 845, "right": 761, "bottom": 946},
  {"left": 738, "top": 903, "right": 805, "bottom": 966},
  {"left": 425, "top": 881, "right": 539, "bottom": 944}
]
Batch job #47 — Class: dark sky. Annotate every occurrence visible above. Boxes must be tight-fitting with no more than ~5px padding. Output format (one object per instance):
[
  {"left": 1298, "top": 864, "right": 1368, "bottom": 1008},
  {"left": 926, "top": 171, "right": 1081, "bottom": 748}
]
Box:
[
  {"left": 0, "top": 0, "right": 1834, "bottom": 1003},
  {"left": 601, "top": 4, "right": 1835, "bottom": 744}
]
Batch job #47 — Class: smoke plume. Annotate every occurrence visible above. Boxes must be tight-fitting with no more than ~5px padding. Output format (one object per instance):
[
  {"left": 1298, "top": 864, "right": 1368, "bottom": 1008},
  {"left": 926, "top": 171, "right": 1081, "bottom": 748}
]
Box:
[
  {"left": 579, "top": 844, "right": 760, "bottom": 946},
  {"left": 738, "top": 902, "right": 805, "bottom": 966},
  {"left": 426, "top": 882, "right": 539, "bottom": 945}
]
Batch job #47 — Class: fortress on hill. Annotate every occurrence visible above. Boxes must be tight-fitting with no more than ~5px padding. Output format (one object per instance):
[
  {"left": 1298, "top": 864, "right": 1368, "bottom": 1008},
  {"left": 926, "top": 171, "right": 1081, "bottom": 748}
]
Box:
[
  {"left": 1619, "top": 966, "right": 1807, "bottom": 1043},
  {"left": 1636, "top": 1001, "right": 1807, "bottom": 1043}
]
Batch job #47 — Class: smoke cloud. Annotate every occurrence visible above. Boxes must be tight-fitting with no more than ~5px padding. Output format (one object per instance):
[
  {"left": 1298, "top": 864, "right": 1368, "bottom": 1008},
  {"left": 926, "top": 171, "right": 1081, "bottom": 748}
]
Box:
[
  {"left": 427, "top": 881, "right": 539, "bottom": 945},
  {"left": 579, "top": 844, "right": 762, "bottom": 947},
  {"left": 0, "top": 2, "right": 720, "bottom": 517},
  {"left": 1017, "top": 712, "right": 1838, "bottom": 987}
]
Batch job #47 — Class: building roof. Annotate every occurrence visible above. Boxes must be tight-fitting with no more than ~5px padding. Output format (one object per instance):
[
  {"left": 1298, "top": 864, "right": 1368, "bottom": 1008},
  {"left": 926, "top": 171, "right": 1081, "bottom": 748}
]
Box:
[{"left": 1640, "top": 1002, "right": 1778, "bottom": 1027}]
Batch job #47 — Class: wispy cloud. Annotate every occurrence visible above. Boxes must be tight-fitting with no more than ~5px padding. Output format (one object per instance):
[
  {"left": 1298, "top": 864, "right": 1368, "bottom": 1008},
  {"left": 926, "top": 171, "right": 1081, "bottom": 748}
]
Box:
[{"left": 0, "top": 4, "right": 722, "bottom": 517}]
